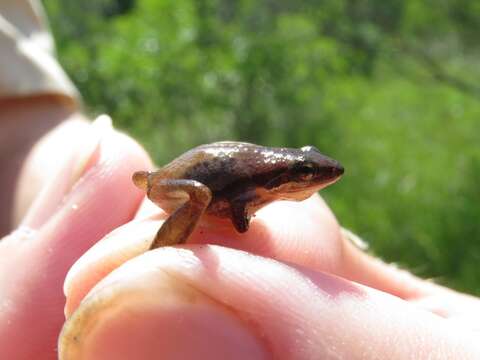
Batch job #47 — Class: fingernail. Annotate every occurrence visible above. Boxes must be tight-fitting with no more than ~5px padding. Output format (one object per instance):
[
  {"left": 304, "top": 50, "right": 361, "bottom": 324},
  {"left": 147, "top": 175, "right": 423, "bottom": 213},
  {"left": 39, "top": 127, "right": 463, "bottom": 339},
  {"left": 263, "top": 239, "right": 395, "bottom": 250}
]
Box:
[
  {"left": 59, "top": 272, "right": 266, "bottom": 360},
  {"left": 70, "top": 115, "right": 113, "bottom": 182},
  {"left": 341, "top": 227, "right": 369, "bottom": 251}
]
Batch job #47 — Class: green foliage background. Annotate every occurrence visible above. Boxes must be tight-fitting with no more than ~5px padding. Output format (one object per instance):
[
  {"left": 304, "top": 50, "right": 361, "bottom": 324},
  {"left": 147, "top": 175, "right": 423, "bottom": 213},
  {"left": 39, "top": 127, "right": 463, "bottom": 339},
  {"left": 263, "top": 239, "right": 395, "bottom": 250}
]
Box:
[{"left": 44, "top": 0, "right": 480, "bottom": 294}]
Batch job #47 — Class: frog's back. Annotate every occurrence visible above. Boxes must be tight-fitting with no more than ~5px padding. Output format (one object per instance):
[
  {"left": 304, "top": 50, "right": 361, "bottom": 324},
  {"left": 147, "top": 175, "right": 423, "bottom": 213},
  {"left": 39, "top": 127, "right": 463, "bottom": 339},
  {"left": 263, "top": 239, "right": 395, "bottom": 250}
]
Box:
[{"left": 160, "top": 141, "right": 297, "bottom": 193}]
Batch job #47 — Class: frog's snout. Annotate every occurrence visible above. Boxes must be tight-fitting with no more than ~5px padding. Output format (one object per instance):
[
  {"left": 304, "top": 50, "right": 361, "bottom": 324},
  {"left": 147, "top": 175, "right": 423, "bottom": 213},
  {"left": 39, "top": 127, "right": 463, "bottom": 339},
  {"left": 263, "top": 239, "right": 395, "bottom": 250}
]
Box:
[
  {"left": 332, "top": 161, "right": 344, "bottom": 177},
  {"left": 132, "top": 171, "right": 149, "bottom": 190}
]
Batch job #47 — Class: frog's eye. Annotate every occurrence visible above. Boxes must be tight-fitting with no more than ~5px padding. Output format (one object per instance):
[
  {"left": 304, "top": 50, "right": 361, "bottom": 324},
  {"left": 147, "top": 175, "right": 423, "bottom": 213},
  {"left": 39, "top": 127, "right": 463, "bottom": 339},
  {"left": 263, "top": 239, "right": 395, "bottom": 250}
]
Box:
[{"left": 296, "top": 164, "right": 316, "bottom": 181}]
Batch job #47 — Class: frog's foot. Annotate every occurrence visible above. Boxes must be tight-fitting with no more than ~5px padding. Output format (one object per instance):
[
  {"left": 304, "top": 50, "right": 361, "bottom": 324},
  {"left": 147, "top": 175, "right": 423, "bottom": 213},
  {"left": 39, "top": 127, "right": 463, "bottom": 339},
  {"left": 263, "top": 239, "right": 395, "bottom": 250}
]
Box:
[
  {"left": 132, "top": 171, "right": 151, "bottom": 191},
  {"left": 149, "top": 179, "right": 212, "bottom": 249}
]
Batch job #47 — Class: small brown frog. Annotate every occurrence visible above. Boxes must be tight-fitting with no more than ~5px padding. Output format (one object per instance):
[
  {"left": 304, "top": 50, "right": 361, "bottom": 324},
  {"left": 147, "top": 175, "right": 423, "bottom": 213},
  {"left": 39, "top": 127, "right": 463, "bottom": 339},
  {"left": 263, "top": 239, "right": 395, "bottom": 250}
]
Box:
[{"left": 133, "top": 141, "right": 344, "bottom": 249}]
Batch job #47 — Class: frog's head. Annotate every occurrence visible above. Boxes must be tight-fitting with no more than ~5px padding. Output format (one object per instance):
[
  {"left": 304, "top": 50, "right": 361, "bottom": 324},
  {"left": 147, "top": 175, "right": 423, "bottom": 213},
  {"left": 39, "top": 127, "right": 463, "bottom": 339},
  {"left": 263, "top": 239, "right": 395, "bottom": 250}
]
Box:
[{"left": 264, "top": 145, "right": 344, "bottom": 200}]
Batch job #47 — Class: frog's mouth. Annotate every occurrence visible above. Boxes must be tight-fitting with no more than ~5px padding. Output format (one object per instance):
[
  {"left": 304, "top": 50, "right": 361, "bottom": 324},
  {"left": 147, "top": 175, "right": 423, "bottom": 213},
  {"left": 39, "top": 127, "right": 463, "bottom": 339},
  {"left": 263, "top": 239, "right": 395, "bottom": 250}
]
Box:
[
  {"left": 268, "top": 168, "right": 344, "bottom": 200},
  {"left": 283, "top": 179, "right": 340, "bottom": 197}
]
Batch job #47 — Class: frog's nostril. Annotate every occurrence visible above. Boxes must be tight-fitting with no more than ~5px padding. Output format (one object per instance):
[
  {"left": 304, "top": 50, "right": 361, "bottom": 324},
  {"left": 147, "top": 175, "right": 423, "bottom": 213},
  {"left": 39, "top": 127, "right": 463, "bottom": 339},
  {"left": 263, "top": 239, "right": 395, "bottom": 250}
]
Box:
[
  {"left": 132, "top": 171, "right": 149, "bottom": 190},
  {"left": 324, "top": 161, "right": 344, "bottom": 180}
]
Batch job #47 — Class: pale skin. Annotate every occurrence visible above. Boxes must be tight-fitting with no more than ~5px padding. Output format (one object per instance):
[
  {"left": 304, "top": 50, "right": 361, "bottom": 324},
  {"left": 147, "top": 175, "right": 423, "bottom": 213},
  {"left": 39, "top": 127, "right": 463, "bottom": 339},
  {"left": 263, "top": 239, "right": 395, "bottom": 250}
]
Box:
[{"left": 1, "top": 105, "right": 480, "bottom": 359}]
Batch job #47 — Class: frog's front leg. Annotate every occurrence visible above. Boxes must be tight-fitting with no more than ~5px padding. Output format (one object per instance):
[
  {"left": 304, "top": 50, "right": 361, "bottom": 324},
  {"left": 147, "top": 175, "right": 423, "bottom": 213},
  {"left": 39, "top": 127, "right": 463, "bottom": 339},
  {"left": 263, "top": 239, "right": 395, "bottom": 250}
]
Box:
[
  {"left": 228, "top": 186, "right": 257, "bottom": 233},
  {"left": 147, "top": 179, "right": 212, "bottom": 249}
]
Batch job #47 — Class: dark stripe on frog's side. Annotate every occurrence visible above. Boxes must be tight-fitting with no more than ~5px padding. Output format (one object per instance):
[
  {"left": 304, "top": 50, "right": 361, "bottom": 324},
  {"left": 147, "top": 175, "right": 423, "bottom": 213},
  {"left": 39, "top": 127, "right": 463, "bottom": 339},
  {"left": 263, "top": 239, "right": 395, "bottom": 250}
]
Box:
[{"left": 181, "top": 144, "right": 299, "bottom": 193}]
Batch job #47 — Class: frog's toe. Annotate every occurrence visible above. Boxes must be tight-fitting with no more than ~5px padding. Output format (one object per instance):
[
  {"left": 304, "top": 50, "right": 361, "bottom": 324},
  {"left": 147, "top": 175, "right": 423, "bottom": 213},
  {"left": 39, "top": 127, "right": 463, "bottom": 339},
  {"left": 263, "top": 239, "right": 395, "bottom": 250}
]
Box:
[{"left": 132, "top": 171, "right": 149, "bottom": 190}]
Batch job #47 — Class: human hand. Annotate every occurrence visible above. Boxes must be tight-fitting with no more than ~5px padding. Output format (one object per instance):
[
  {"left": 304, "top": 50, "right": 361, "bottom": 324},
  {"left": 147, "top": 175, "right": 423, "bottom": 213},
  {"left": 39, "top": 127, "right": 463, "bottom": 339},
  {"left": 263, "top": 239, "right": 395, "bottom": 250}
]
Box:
[
  {"left": 0, "top": 118, "right": 152, "bottom": 360},
  {"left": 59, "top": 160, "right": 480, "bottom": 358}
]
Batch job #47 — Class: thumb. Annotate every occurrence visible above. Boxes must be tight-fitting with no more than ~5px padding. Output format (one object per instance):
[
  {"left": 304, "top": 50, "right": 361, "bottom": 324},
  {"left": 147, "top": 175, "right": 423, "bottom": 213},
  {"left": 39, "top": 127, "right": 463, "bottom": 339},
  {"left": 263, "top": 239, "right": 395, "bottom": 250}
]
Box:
[{"left": 0, "top": 119, "right": 151, "bottom": 360}]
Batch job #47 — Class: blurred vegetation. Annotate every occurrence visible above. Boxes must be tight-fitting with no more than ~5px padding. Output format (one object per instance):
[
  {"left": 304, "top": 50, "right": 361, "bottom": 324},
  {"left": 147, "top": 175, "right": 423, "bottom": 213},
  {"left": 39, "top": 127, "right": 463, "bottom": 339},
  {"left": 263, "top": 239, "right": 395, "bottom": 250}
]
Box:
[{"left": 44, "top": 0, "right": 480, "bottom": 294}]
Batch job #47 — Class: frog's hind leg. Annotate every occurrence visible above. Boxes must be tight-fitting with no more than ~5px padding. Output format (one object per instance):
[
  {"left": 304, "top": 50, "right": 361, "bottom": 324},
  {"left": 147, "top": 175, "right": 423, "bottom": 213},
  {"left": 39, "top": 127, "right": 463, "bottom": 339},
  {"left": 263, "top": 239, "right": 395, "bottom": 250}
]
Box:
[{"left": 148, "top": 179, "right": 212, "bottom": 249}]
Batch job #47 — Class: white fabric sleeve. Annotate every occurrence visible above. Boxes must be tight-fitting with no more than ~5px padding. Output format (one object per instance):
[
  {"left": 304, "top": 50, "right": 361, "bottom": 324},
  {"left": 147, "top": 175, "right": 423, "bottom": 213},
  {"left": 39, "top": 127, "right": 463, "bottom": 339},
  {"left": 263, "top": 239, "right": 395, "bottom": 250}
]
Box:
[{"left": 0, "top": 0, "right": 79, "bottom": 101}]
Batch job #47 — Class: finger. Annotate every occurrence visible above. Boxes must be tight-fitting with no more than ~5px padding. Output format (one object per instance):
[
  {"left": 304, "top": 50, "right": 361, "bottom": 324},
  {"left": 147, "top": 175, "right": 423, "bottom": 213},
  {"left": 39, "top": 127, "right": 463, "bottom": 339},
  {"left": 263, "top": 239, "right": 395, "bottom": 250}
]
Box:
[
  {"left": 0, "top": 122, "right": 151, "bottom": 359},
  {"left": 192, "top": 196, "right": 429, "bottom": 301},
  {"left": 59, "top": 246, "right": 480, "bottom": 360},
  {"left": 131, "top": 191, "right": 341, "bottom": 267},
  {"left": 63, "top": 195, "right": 342, "bottom": 315},
  {"left": 19, "top": 116, "right": 111, "bottom": 229},
  {"left": 134, "top": 195, "right": 162, "bottom": 219},
  {"left": 64, "top": 218, "right": 158, "bottom": 315},
  {"left": 13, "top": 114, "right": 89, "bottom": 227},
  {"left": 64, "top": 193, "right": 432, "bottom": 313},
  {"left": 195, "top": 194, "right": 343, "bottom": 272},
  {"left": 337, "top": 229, "right": 447, "bottom": 300},
  {"left": 190, "top": 197, "right": 451, "bottom": 301}
]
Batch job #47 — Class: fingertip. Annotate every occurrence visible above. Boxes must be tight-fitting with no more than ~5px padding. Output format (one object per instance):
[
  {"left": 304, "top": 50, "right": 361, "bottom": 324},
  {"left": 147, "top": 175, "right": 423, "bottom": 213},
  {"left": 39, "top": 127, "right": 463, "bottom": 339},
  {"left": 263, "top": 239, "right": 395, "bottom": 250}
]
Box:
[
  {"left": 63, "top": 220, "right": 159, "bottom": 317},
  {"left": 19, "top": 116, "right": 153, "bottom": 230},
  {"left": 60, "top": 257, "right": 267, "bottom": 360}
]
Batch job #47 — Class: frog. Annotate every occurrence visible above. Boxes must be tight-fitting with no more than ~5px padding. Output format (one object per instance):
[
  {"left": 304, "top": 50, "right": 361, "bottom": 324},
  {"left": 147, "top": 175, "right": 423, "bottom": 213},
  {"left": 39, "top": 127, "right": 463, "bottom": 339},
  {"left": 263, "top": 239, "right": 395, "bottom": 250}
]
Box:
[{"left": 132, "top": 141, "right": 344, "bottom": 249}]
